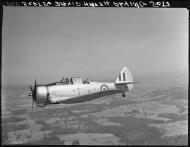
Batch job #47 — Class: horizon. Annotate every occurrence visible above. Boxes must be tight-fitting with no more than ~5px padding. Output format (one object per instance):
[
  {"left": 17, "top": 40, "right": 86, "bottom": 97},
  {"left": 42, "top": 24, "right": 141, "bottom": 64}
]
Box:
[
  {"left": 2, "top": 8, "right": 188, "bottom": 87},
  {"left": 2, "top": 70, "right": 188, "bottom": 88}
]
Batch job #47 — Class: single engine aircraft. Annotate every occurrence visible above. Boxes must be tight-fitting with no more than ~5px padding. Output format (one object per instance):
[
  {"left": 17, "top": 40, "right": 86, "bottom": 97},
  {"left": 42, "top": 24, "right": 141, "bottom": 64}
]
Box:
[{"left": 28, "top": 67, "right": 135, "bottom": 108}]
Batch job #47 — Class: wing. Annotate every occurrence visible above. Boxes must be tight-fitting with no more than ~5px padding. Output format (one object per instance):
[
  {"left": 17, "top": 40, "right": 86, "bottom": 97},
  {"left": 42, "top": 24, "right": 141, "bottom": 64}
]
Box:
[{"left": 57, "top": 89, "right": 122, "bottom": 104}]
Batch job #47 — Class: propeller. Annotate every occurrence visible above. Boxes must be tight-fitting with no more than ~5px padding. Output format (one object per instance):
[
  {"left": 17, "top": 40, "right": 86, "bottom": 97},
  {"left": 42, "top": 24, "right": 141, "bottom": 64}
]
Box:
[{"left": 29, "top": 79, "right": 37, "bottom": 110}]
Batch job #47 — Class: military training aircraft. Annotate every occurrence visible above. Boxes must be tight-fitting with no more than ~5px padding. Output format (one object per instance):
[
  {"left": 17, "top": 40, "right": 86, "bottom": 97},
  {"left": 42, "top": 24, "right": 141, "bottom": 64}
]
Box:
[{"left": 28, "top": 67, "right": 135, "bottom": 108}]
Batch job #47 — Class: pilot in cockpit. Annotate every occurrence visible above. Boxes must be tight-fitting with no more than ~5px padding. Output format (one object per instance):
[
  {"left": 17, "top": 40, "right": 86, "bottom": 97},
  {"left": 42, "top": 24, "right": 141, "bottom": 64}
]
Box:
[
  {"left": 65, "top": 78, "right": 70, "bottom": 83},
  {"left": 60, "top": 77, "right": 65, "bottom": 83}
]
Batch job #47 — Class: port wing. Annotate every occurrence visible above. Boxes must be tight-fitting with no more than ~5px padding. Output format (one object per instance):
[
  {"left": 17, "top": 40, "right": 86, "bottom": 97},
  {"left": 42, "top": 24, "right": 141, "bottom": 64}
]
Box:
[{"left": 57, "top": 89, "right": 122, "bottom": 104}]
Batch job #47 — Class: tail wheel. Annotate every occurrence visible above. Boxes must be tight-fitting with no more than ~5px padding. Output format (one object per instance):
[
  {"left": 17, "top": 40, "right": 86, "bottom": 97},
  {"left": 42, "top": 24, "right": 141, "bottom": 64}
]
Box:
[
  {"left": 100, "top": 85, "right": 109, "bottom": 91},
  {"left": 122, "top": 93, "right": 126, "bottom": 97}
]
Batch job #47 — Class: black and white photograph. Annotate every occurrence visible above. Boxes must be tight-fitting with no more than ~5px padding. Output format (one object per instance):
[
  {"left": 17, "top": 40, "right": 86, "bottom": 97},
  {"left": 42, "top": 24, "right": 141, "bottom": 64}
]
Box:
[{"left": 1, "top": 6, "right": 188, "bottom": 145}]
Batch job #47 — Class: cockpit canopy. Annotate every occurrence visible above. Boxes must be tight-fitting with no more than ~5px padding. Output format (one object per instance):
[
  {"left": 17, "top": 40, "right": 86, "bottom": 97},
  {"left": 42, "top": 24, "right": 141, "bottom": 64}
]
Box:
[{"left": 47, "top": 77, "right": 91, "bottom": 86}]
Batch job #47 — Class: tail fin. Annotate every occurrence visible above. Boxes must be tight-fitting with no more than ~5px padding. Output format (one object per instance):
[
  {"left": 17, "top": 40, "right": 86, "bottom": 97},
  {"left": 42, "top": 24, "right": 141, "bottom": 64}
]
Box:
[{"left": 115, "top": 67, "right": 133, "bottom": 90}]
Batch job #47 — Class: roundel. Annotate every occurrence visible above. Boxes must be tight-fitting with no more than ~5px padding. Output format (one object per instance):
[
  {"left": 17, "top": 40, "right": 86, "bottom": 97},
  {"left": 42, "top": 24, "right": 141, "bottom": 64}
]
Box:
[{"left": 100, "top": 85, "right": 108, "bottom": 91}]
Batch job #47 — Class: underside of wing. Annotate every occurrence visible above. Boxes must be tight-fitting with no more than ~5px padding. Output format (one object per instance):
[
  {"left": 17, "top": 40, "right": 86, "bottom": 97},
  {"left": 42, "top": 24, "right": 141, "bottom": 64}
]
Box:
[{"left": 57, "top": 89, "right": 122, "bottom": 104}]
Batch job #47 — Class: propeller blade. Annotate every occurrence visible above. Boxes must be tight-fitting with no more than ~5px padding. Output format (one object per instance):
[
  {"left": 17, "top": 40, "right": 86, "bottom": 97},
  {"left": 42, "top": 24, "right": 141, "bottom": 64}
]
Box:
[
  {"left": 30, "top": 85, "right": 34, "bottom": 93},
  {"left": 32, "top": 98, "right": 34, "bottom": 110},
  {"left": 28, "top": 85, "right": 33, "bottom": 96},
  {"left": 29, "top": 85, "right": 34, "bottom": 110},
  {"left": 33, "top": 78, "right": 37, "bottom": 103},
  {"left": 35, "top": 79, "right": 37, "bottom": 87},
  {"left": 30, "top": 78, "right": 37, "bottom": 110}
]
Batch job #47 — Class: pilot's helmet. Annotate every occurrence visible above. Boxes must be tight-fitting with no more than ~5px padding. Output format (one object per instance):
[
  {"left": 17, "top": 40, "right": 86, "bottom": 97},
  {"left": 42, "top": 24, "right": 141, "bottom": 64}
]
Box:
[{"left": 66, "top": 78, "right": 69, "bottom": 83}]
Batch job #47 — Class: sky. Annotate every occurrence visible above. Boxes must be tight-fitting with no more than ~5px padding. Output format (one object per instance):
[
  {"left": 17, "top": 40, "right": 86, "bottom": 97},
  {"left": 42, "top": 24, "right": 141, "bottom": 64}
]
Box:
[{"left": 2, "top": 8, "right": 188, "bottom": 87}]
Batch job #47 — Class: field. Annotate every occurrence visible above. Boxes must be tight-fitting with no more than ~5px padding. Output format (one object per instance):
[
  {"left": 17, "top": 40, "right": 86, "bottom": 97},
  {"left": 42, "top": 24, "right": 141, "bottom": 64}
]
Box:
[{"left": 1, "top": 73, "right": 188, "bottom": 145}]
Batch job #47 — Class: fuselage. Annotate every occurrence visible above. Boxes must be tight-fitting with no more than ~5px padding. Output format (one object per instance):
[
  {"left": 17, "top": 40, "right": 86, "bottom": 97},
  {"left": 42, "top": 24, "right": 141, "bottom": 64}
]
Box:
[{"left": 36, "top": 82, "right": 119, "bottom": 104}]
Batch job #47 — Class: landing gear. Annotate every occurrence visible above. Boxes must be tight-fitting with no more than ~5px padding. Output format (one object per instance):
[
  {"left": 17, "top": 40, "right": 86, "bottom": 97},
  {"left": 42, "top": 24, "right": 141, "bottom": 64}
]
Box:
[
  {"left": 122, "top": 93, "right": 126, "bottom": 97},
  {"left": 37, "top": 103, "right": 46, "bottom": 107}
]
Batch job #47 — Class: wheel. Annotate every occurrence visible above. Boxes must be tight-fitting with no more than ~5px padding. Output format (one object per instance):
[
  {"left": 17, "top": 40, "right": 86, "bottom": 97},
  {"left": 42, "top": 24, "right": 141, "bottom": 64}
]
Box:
[
  {"left": 122, "top": 93, "right": 126, "bottom": 97},
  {"left": 100, "top": 85, "right": 108, "bottom": 91}
]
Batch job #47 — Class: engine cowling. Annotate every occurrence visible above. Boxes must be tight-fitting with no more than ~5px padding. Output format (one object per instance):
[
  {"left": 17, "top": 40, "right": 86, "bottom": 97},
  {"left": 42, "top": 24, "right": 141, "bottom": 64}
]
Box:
[{"left": 36, "top": 86, "right": 48, "bottom": 104}]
